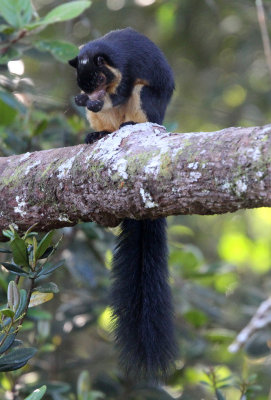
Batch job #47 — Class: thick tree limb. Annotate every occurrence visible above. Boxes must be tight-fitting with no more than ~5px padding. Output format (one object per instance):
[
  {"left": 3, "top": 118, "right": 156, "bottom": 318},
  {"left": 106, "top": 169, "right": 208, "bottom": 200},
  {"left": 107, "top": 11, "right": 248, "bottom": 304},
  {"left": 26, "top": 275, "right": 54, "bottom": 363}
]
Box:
[{"left": 0, "top": 122, "right": 271, "bottom": 240}]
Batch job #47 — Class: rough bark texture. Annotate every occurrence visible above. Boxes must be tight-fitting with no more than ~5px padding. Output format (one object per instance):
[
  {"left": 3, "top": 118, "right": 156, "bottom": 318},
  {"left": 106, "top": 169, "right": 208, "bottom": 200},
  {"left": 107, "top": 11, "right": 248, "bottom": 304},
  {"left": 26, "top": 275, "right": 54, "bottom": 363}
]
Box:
[{"left": 0, "top": 122, "right": 271, "bottom": 240}]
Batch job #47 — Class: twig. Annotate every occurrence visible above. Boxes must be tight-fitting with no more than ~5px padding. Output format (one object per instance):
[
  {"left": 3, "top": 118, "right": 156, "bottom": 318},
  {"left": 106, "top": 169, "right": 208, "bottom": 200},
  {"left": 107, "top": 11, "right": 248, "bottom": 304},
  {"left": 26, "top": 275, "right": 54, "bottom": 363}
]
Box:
[
  {"left": 229, "top": 297, "right": 271, "bottom": 353},
  {"left": 256, "top": 0, "right": 271, "bottom": 79},
  {"left": 0, "top": 29, "right": 27, "bottom": 55}
]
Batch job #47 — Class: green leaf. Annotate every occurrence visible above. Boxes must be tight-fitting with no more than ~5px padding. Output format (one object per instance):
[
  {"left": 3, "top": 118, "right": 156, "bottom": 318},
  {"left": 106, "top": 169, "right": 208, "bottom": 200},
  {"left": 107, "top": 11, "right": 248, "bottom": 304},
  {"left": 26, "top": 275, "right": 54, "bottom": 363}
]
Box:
[
  {"left": 35, "top": 282, "right": 59, "bottom": 294},
  {"left": 0, "top": 0, "right": 21, "bottom": 27},
  {"left": 29, "top": 292, "right": 54, "bottom": 308},
  {"left": 10, "top": 237, "right": 29, "bottom": 268},
  {"left": 37, "top": 260, "right": 65, "bottom": 277},
  {"left": 88, "top": 391, "right": 105, "bottom": 400},
  {"left": 38, "top": 246, "right": 53, "bottom": 259},
  {"left": 0, "top": 98, "right": 17, "bottom": 125},
  {"left": 0, "top": 308, "right": 15, "bottom": 318},
  {"left": 35, "top": 231, "right": 55, "bottom": 261},
  {"left": 1, "top": 262, "right": 29, "bottom": 277},
  {"left": 32, "top": 119, "right": 48, "bottom": 137},
  {"left": 43, "top": 1, "right": 91, "bottom": 24},
  {"left": 24, "top": 385, "right": 47, "bottom": 400},
  {"left": 0, "top": 330, "right": 16, "bottom": 354},
  {"left": 38, "top": 381, "right": 70, "bottom": 394},
  {"left": 0, "top": 0, "right": 33, "bottom": 28},
  {"left": 2, "top": 230, "right": 14, "bottom": 239},
  {"left": 0, "top": 91, "right": 27, "bottom": 114},
  {"left": 0, "top": 361, "right": 27, "bottom": 371},
  {"left": 15, "top": 289, "right": 27, "bottom": 319},
  {"left": 19, "top": 0, "right": 33, "bottom": 25},
  {"left": 27, "top": 308, "right": 52, "bottom": 321},
  {"left": 0, "top": 24, "right": 15, "bottom": 33},
  {"left": 7, "top": 281, "right": 20, "bottom": 311},
  {"left": 20, "top": 321, "right": 34, "bottom": 331},
  {"left": 168, "top": 224, "right": 194, "bottom": 237},
  {"left": 34, "top": 40, "right": 78, "bottom": 62},
  {"left": 26, "top": 1, "right": 91, "bottom": 29},
  {"left": 0, "top": 91, "right": 26, "bottom": 125},
  {"left": 40, "top": 343, "right": 55, "bottom": 352},
  {"left": 77, "top": 370, "right": 90, "bottom": 400},
  {"left": 0, "top": 347, "right": 37, "bottom": 365},
  {"left": 0, "top": 347, "right": 37, "bottom": 371}
]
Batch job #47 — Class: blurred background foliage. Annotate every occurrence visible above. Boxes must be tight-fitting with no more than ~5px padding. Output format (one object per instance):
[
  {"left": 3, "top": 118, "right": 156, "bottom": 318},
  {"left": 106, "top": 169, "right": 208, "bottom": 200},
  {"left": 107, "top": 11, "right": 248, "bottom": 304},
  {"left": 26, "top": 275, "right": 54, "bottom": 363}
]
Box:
[{"left": 1, "top": 0, "right": 271, "bottom": 399}]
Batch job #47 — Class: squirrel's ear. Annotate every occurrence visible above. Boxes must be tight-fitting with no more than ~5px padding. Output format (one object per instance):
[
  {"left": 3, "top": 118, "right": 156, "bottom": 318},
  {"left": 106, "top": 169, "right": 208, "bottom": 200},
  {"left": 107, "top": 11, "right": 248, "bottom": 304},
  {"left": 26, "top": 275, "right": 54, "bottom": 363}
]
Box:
[{"left": 68, "top": 56, "right": 78, "bottom": 68}]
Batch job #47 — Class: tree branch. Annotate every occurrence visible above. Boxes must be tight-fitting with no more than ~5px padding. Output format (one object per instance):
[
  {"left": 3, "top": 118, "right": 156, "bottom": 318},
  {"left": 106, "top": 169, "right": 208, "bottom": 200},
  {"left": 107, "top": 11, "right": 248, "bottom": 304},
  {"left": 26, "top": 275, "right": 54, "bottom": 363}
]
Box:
[{"left": 0, "top": 122, "right": 271, "bottom": 240}]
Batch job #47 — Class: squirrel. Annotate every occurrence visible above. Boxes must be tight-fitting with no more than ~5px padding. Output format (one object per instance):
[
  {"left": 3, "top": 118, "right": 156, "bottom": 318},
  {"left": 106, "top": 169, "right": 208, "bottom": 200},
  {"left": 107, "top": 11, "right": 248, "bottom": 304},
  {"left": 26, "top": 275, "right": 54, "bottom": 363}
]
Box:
[{"left": 69, "top": 27, "right": 177, "bottom": 380}]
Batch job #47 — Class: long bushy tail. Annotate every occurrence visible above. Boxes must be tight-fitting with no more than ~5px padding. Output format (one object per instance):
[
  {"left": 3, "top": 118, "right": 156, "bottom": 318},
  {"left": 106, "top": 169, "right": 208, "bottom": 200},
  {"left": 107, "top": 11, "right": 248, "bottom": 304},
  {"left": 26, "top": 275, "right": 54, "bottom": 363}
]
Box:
[{"left": 110, "top": 218, "right": 177, "bottom": 380}]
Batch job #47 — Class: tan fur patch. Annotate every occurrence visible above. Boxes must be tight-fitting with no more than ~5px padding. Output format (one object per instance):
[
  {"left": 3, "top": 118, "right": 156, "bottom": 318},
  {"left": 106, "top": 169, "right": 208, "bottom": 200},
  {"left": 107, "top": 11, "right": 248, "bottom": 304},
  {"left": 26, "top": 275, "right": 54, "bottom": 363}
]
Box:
[
  {"left": 106, "top": 65, "right": 122, "bottom": 95},
  {"left": 86, "top": 82, "right": 148, "bottom": 132}
]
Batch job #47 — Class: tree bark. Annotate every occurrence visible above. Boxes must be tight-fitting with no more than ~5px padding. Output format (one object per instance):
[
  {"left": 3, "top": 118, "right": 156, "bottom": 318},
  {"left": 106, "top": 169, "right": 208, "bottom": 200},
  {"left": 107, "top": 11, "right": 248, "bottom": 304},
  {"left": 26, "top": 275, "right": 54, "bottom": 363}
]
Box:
[{"left": 0, "top": 122, "right": 271, "bottom": 240}]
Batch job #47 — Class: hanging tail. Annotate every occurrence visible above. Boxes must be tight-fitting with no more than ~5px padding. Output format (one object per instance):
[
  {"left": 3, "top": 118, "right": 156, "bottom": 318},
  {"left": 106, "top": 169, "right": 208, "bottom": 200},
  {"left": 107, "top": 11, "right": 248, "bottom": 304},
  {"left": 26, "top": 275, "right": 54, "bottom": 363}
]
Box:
[{"left": 110, "top": 218, "right": 177, "bottom": 379}]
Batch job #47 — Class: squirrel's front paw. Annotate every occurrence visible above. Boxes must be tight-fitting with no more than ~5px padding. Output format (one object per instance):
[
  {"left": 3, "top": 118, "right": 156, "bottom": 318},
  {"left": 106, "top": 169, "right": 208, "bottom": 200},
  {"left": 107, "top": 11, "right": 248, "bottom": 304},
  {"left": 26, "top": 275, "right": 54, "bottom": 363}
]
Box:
[
  {"left": 85, "top": 131, "right": 110, "bottom": 144},
  {"left": 119, "top": 121, "right": 137, "bottom": 129},
  {"left": 74, "top": 93, "right": 89, "bottom": 107},
  {"left": 86, "top": 99, "right": 104, "bottom": 113}
]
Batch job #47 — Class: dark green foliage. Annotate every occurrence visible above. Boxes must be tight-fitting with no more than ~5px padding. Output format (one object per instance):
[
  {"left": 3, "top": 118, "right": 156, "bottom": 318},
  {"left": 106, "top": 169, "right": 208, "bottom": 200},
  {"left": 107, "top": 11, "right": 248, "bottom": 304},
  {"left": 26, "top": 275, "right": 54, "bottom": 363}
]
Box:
[
  {"left": 0, "top": 348, "right": 37, "bottom": 372},
  {"left": 0, "top": 226, "right": 63, "bottom": 387}
]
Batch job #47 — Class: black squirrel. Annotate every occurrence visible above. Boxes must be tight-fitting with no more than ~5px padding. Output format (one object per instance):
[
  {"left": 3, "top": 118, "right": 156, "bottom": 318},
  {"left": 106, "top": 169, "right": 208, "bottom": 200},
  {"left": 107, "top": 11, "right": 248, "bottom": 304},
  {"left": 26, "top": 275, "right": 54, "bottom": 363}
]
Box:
[{"left": 69, "top": 28, "right": 177, "bottom": 379}]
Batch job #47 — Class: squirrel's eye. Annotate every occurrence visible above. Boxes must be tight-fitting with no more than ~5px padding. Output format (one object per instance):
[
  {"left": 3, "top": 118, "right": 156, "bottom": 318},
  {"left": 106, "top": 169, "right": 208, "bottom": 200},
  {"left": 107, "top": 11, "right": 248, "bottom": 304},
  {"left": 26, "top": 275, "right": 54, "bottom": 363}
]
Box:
[{"left": 96, "top": 56, "right": 105, "bottom": 66}]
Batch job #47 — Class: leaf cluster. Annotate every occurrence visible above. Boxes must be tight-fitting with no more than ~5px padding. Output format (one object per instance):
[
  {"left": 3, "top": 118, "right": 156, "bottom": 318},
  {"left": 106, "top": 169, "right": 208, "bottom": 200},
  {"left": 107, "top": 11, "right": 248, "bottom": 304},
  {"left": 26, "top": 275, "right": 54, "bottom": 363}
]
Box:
[
  {"left": 0, "top": 225, "right": 64, "bottom": 398},
  {"left": 0, "top": 0, "right": 91, "bottom": 64},
  {"left": 0, "top": 0, "right": 90, "bottom": 156}
]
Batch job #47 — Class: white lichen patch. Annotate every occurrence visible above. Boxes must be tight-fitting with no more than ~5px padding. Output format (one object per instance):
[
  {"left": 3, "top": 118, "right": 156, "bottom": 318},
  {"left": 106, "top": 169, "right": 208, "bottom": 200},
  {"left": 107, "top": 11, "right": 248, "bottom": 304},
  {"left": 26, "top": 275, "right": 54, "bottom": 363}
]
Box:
[
  {"left": 140, "top": 188, "right": 158, "bottom": 208},
  {"left": 57, "top": 156, "right": 76, "bottom": 178},
  {"left": 20, "top": 152, "right": 31, "bottom": 162},
  {"left": 260, "top": 125, "right": 271, "bottom": 135},
  {"left": 236, "top": 179, "right": 247, "bottom": 195},
  {"left": 221, "top": 181, "right": 231, "bottom": 191},
  {"left": 90, "top": 124, "right": 135, "bottom": 162},
  {"left": 188, "top": 162, "right": 199, "bottom": 170},
  {"left": 10, "top": 222, "right": 19, "bottom": 230},
  {"left": 76, "top": 147, "right": 85, "bottom": 157},
  {"left": 252, "top": 148, "right": 261, "bottom": 162},
  {"left": 144, "top": 155, "right": 161, "bottom": 175},
  {"left": 114, "top": 158, "right": 128, "bottom": 179},
  {"left": 25, "top": 160, "right": 41, "bottom": 175},
  {"left": 56, "top": 148, "right": 84, "bottom": 179},
  {"left": 58, "top": 214, "right": 71, "bottom": 222},
  {"left": 87, "top": 123, "right": 165, "bottom": 177},
  {"left": 189, "top": 171, "right": 202, "bottom": 182},
  {"left": 14, "top": 196, "right": 27, "bottom": 216}
]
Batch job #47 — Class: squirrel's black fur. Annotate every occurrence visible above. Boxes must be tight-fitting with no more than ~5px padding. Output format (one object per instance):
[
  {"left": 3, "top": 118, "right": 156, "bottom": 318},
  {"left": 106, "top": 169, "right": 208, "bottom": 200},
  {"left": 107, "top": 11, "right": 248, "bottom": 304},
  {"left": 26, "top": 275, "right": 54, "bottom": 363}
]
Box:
[
  {"left": 111, "top": 218, "right": 176, "bottom": 379},
  {"left": 69, "top": 28, "right": 177, "bottom": 380}
]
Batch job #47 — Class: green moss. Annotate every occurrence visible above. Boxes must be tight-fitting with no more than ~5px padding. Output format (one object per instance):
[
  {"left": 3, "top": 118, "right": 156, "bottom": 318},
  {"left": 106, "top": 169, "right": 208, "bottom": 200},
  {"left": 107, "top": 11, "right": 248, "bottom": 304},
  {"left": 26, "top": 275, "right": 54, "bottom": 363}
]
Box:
[
  {"left": 87, "top": 160, "right": 109, "bottom": 184},
  {"left": 159, "top": 152, "right": 173, "bottom": 179},
  {"left": 126, "top": 151, "right": 155, "bottom": 176},
  {"left": 41, "top": 162, "right": 56, "bottom": 177},
  {"left": 1, "top": 165, "right": 24, "bottom": 189},
  {"left": 260, "top": 134, "right": 269, "bottom": 142}
]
